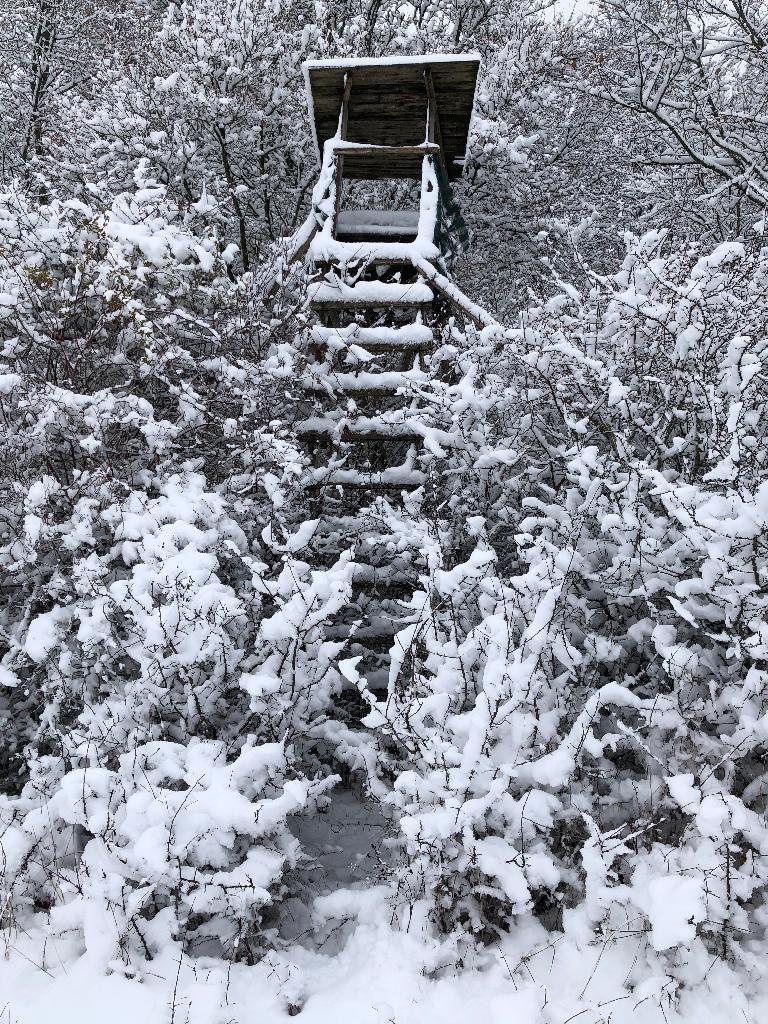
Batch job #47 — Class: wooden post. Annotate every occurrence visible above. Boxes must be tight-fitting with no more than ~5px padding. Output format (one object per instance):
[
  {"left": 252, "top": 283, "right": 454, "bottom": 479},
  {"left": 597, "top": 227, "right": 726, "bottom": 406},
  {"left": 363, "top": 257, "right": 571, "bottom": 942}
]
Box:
[
  {"left": 333, "top": 72, "right": 353, "bottom": 236},
  {"left": 424, "top": 69, "right": 446, "bottom": 172}
]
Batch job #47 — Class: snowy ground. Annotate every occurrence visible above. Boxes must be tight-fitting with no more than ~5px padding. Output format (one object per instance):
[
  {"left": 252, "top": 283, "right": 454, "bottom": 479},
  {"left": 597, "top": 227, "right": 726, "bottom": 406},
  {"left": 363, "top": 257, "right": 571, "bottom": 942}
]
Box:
[
  {"left": 3, "top": 907, "right": 766, "bottom": 1024},
  {"left": 3, "top": 789, "right": 766, "bottom": 1024}
]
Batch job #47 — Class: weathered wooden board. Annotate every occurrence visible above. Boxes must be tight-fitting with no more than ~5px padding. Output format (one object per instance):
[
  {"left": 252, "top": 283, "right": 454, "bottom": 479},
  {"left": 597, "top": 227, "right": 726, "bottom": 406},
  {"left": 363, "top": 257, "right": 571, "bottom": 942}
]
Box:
[{"left": 304, "top": 55, "right": 480, "bottom": 180}]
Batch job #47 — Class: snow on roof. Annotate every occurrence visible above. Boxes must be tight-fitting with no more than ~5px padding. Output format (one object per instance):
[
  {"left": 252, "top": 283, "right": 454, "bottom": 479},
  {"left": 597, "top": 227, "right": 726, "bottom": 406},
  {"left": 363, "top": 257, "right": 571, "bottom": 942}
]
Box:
[{"left": 302, "top": 53, "right": 481, "bottom": 72}]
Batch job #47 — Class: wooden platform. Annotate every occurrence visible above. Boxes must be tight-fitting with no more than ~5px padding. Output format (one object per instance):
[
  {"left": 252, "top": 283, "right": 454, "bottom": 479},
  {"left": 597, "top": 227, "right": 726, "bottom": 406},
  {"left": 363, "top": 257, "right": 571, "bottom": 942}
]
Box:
[{"left": 303, "top": 54, "right": 480, "bottom": 180}]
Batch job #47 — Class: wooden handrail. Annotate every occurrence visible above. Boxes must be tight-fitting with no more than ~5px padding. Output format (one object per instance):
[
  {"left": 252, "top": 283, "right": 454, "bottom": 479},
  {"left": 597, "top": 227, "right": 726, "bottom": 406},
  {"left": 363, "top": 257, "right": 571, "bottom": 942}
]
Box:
[
  {"left": 413, "top": 257, "right": 500, "bottom": 330},
  {"left": 424, "top": 69, "right": 446, "bottom": 169}
]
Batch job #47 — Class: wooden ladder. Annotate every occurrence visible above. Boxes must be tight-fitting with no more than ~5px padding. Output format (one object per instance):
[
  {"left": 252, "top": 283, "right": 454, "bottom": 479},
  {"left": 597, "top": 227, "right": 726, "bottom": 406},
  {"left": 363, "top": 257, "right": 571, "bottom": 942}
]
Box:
[{"left": 288, "top": 63, "right": 490, "bottom": 712}]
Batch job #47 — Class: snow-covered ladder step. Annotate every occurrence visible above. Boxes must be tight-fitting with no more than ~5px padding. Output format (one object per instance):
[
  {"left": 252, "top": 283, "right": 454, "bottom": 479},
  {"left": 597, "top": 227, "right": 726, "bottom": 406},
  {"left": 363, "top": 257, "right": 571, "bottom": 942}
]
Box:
[
  {"left": 351, "top": 579, "right": 415, "bottom": 600},
  {"left": 308, "top": 280, "right": 434, "bottom": 310},
  {"left": 336, "top": 209, "right": 419, "bottom": 239},
  {"left": 324, "top": 624, "right": 405, "bottom": 652},
  {"left": 306, "top": 468, "right": 426, "bottom": 491},
  {"left": 351, "top": 564, "right": 419, "bottom": 585},
  {"left": 312, "top": 243, "right": 440, "bottom": 268},
  {"left": 297, "top": 416, "right": 426, "bottom": 442},
  {"left": 310, "top": 323, "right": 434, "bottom": 354},
  {"left": 302, "top": 369, "right": 429, "bottom": 394}
]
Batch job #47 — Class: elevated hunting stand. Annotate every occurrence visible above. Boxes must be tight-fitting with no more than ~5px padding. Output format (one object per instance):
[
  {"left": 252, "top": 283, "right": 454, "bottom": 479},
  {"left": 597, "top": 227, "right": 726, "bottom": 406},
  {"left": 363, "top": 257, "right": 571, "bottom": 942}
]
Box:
[{"left": 294, "top": 54, "right": 484, "bottom": 705}]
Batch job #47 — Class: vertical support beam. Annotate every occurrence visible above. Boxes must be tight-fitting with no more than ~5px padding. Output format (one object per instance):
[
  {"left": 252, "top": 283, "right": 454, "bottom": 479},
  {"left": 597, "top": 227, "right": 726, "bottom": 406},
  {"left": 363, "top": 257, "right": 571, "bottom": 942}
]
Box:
[
  {"left": 424, "top": 69, "right": 446, "bottom": 172},
  {"left": 333, "top": 71, "right": 353, "bottom": 236},
  {"left": 424, "top": 69, "right": 444, "bottom": 259}
]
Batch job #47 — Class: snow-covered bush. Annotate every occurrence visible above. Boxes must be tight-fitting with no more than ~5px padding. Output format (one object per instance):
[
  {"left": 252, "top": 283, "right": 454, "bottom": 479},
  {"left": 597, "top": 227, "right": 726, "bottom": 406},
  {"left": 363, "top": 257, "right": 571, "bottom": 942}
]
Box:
[
  {"left": 79, "top": 0, "right": 321, "bottom": 270},
  {"left": 362, "top": 540, "right": 571, "bottom": 942},
  {"left": 1, "top": 738, "right": 336, "bottom": 967},
  {"left": 0, "top": 464, "right": 355, "bottom": 961},
  {"left": 0, "top": 172, "right": 301, "bottom": 786},
  {"left": 360, "top": 232, "right": 768, "bottom": 971},
  {"left": 0, "top": 164, "right": 356, "bottom": 962},
  {"left": 2, "top": 472, "right": 258, "bottom": 767}
]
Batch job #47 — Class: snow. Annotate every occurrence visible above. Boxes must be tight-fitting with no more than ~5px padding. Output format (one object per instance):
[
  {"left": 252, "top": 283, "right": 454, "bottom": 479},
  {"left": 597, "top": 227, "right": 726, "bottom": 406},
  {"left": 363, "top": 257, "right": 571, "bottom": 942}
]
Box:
[
  {"left": 24, "top": 475, "right": 62, "bottom": 509},
  {"left": 311, "top": 322, "right": 433, "bottom": 346},
  {"left": 666, "top": 774, "right": 702, "bottom": 810},
  {"left": 302, "top": 368, "right": 430, "bottom": 392},
  {"left": 311, "top": 237, "right": 440, "bottom": 264},
  {"left": 23, "top": 605, "right": 73, "bottom": 663},
  {"left": 635, "top": 875, "right": 707, "bottom": 951},
  {"left": 2, "top": 905, "right": 766, "bottom": 1024},
  {"left": 0, "top": 371, "right": 22, "bottom": 393},
  {"left": 549, "top": 0, "right": 594, "bottom": 18},
  {"left": 296, "top": 412, "right": 460, "bottom": 459},
  {"left": 310, "top": 463, "right": 426, "bottom": 488},
  {"left": 308, "top": 279, "right": 434, "bottom": 305},
  {"left": 331, "top": 140, "right": 438, "bottom": 154},
  {"left": 298, "top": 415, "right": 424, "bottom": 438},
  {"left": 303, "top": 54, "right": 482, "bottom": 71}
]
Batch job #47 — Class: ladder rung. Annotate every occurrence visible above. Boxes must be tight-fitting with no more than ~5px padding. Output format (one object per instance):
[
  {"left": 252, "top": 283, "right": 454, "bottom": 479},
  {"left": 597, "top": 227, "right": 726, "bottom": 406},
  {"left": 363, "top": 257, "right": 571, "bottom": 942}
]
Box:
[{"left": 308, "top": 280, "right": 433, "bottom": 309}]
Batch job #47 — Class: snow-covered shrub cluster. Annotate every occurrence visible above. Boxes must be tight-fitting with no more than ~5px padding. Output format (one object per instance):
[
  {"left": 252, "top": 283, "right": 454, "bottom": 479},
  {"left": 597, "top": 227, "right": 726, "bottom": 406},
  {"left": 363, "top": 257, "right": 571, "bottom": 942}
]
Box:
[
  {"left": 0, "top": 168, "right": 358, "bottom": 962},
  {"left": 358, "top": 232, "right": 768, "bottom": 976},
  {"left": 2, "top": 738, "right": 335, "bottom": 966}
]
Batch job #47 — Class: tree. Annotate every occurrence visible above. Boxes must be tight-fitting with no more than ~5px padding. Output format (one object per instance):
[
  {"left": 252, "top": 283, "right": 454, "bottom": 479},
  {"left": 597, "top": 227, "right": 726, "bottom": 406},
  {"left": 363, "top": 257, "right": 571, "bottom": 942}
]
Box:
[{"left": 592, "top": 0, "right": 768, "bottom": 241}]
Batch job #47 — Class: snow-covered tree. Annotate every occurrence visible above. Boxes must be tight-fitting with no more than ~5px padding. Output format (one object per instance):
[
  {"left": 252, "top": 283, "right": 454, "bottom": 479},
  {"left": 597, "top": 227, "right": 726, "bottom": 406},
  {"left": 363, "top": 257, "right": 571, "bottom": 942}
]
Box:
[{"left": 591, "top": 0, "right": 768, "bottom": 243}]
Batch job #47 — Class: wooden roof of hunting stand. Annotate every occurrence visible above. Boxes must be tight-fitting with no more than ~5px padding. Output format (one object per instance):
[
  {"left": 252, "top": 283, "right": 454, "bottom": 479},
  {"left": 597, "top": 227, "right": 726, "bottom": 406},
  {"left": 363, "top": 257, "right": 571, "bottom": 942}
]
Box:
[{"left": 303, "top": 54, "right": 481, "bottom": 181}]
